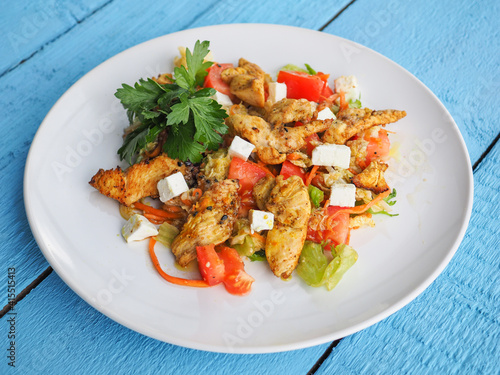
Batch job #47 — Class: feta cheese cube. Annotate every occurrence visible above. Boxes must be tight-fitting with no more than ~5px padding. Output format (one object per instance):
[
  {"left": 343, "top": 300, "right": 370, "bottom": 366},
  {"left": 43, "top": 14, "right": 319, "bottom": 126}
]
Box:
[
  {"left": 316, "top": 107, "right": 336, "bottom": 121},
  {"left": 334, "top": 75, "right": 360, "bottom": 103},
  {"left": 249, "top": 209, "right": 274, "bottom": 233},
  {"left": 311, "top": 144, "right": 351, "bottom": 169},
  {"left": 329, "top": 183, "right": 356, "bottom": 207},
  {"left": 268, "top": 82, "right": 287, "bottom": 103},
  {"left": 122, "top": 214, "right": 159, "bottom": 242},
  {"left": 157, "top": 172, "right": 189, "bottom": 203},
  {"left": 211, "top": 91, "right": 233, "bottom": 109},
  {"left": 228, "top": 136, "right": 255, "bottom": 161}
]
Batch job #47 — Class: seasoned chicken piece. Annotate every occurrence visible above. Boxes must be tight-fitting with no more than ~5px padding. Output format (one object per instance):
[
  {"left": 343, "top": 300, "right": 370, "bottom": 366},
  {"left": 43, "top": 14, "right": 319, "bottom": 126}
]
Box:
[
  {"left": 349, "top": 212, "right": 375, "bottom": 229},
  {"left": 89, "top": 154, "right": 187, "bottom": 206},
  {"left": 351, "top": 160, "right": 390, "bottom": 194},
  {"left": 221, "top": 58, "right": 267, "bottom": 108},
  {"left": 323, "top": 108, "right": 406, "bottom": 144},
  {"left": 171, "top": 179, "right": 240, "bottom": 266},
  {"left": 265, "top": 223, "right": 308, "bottom": 279},
  {"left": 260, "top": 175, "right": 311, "bottom": 278},
  {"left": 266, "top": 175, "right": 311, "bottom": 228},
  {"left": 226, "top": 100, "right": 330, "bottom": 164},
  {"left": 253, "top": 175, "right": 276, "bottom": 211},
  {"left": 347, "top": 138, "right": 369, "bottom": 172},
  {"left": 266, "top": 99, "right": 317, "bottom": 126}
]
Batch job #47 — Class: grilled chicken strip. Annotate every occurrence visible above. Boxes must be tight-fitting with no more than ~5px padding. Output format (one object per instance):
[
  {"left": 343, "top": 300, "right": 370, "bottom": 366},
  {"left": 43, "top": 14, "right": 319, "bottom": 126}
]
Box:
[
  {"left": 226, "top": 99, "right": 331, "bottom": 164},
  {"left": 258, "top": 175, "right": 311, "bottom": 278},
  {"left": 221, "top": 58, "right": 267, "bottom": 108},
  {"left": 253, "top": 175, "right": 276, "bottom": 211},
  {"left": 89, "top": 154, "right": 187, "bottom": 206},
  {"left": 171, "top": 179, "right": 240, "bottom": 267},
  {"left": 322, "top": 108, "right": 406, "bottom": 145},
  {"left": 351, "top": 160, "right": 390, "bottom": 194}
]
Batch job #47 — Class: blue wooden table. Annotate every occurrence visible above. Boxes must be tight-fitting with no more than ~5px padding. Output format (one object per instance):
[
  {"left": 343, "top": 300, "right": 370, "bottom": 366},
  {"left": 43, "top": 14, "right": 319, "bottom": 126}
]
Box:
[{"left": 1, "top": 0, "right": 499, "bottom": 373}]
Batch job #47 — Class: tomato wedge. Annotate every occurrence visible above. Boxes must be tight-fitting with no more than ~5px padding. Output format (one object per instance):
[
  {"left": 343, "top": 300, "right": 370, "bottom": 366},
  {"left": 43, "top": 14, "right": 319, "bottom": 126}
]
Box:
[
  {"left": 307, "top": 206, "right": 350, "bottom": 250},
  {"left": 204, "top": 63, "right": 234, "bottom": 97},
  {"left": 277, "top": 70, "right": 325, "bottom": 102},
  {"left": 217, "top": 246, "right": 254, "bottom": 296},
  {"left": 365, "top": 129, "right": 390, "bottom": 166},
  {"left": 228, "top": 157, "right": 270, "bottom": 214},
  {"left": 196, "top": 244, "right": 225, "bottom": 286},
  {"left": 304, "top": 133, "right": 320, "bottom": 156},
  {"left": 280, "top": 160, "right": 307, "bottom": 184}
]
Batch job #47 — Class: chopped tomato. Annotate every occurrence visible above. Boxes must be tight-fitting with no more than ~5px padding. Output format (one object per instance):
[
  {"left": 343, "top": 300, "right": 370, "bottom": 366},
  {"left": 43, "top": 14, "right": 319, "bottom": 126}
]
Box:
[
  {"left": 277, "top": 70, "right": 325, "bottom": 102},
  {"left": 228, "top": 157, "right": 269, "bottom": 192},
  {"left": 307, "top": 206, "right": 350, "bottom": 250},
  {"left": 280, "top": 160, "right": 307, "bottom": 184},
  {"left": 316, "top": 72, "right": 334, "bottom": 100},
  {"left": 196, "top": 244, "right": 225, "bottom": 286},
  {"left": 304, "top": 133, "right": 320, "bottom": 156},
  {"left": 365, "top": 129, "right": 390, "bottom": 166},
  {"left": 217, "top": 246, "right": 254, "bottom": 295},
  {"left": 204, "top": 63, "right": 234, "bottom": 97},
  {"left": 228, "top": 157, "right": 269, "bottom": 215}
]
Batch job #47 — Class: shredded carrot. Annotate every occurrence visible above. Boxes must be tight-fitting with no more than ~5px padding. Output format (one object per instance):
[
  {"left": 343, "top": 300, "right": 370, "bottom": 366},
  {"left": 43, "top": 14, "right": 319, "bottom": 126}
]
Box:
[
  {"left": 305, "top": 165, "right": 320, "bottom": 186},
  {"left": 191, "top": 188, "right": 203, "bottom": 199},
  {"left": 180, "top": 194, "right": 193, "bottom": 207},
  {"left": 323, "top": 199, "right": 330, "bottom": 209},
  {"left": 134, "top": 201, "right": 184, "bottom": 219},
  {"left": 143, "top": 213, "right": 166, "bottom": 224},
  {"left": 339, "top": 91, "right": 348, "bottom": 111},
  {"left": 149, "top": 238, "right": 210, "bottom": 288},
  {"left": 347, "top": 168, "right": 359, "bottom": 175},
  {"left": 286, "top": 152, "right": 302, "bottom": 161},
  {"left": 163, "top": 205, "right": 183, "bottom": 213},
  {"left": 345, "top": 229, "right": 351, "bottom": 245},
  {"left": 330, "top": 189, "right": 391, "bottom": 219}
]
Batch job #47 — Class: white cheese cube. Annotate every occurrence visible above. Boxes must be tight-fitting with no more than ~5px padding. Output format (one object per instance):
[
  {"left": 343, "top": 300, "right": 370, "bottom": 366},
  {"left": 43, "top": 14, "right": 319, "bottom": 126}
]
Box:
[
  {"left": 122, "top": 214, "right": 159, "bottom": 242},
  {"left": 329, "top": 183, "right": 356, "bottom": 207},
  {"left": 211, "top": 91, "right": 233, "bottom": 108},
  {"left": 157, "top": 172, "right": 189, "bottom": 203},
  {"left": 268, "top": 82, "right": 287, "bottom": 103},
  {"left": 317, "top": 107, "right": 336, "bottom": 121},
  {"left": 249, "top": 210, "right": 274, "bottom": 233},
  {"left": 334, "top": 75, "right": 360, "bottom": 103},
  {"left": 228, "top": 136, "right": 256, "bottom": 161},
  {"left": 311, "top": 144, "right": 351, "bottom": 169}
]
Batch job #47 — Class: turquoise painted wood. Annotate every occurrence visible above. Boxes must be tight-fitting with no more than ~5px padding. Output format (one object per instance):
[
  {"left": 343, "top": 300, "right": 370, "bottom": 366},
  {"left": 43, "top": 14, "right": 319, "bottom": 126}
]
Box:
[
  {"left": 0, "top": 0, "right": 349, "bottom": 299},
  {"left": 316, "top": 140, "right": 500, "bottom": 375},
  {"left": 1, "top": 0, "right": 499, "bottom": 374},
  {"left": 0, "top": 0, "right": 110, "bottom": 76},
  {"left": 323, "top": 0, "right": 500, "bottom": 165},
  {"left": 0, "top": 272, "right": 332, "bottom": 374}
]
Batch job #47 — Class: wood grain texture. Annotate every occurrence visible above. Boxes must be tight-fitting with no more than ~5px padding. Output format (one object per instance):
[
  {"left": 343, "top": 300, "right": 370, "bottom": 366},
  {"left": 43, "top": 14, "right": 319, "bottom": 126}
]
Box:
[
  {"left": 0, "top": 0, "right": 350, "bottom": 305},
  {"left": 0, "top": 272, "right": 330, "bottom": 374},
  {"left": 322, "top": 0, "right": 500, "bottom": 165},
  {"left": 0, "top": 0, "right": 111, "bottom": 76},
  {"left": 316, "top": 140, "right": 500, "bottom": 374}
]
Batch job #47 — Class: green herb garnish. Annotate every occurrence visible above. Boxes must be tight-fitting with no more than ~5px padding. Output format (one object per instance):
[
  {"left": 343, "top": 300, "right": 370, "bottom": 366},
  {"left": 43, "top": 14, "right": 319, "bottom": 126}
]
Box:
[{"left": 115, "top": 40, "right": 228, "bottom": 165}]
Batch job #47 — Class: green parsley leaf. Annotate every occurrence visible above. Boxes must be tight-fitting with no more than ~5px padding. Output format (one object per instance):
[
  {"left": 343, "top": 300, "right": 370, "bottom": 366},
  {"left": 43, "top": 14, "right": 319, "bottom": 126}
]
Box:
[
  {"left": 114, "top": 40, "right": 228, "bottom": 165},
  {"left": 115, "top": 78, "right": 165, "bottom": 114},
  {"left": 384, "top": 188, "right": 398, "bottom": 206}
]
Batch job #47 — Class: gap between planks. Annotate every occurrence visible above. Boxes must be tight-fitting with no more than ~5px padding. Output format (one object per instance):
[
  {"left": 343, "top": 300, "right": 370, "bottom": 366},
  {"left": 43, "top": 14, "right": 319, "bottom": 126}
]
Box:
[
  {"left": 0, "top": 0, "right": 115, "bottom": 79},
  {"left": 0, "top": 266, "right": 53, "bottom": 319}
]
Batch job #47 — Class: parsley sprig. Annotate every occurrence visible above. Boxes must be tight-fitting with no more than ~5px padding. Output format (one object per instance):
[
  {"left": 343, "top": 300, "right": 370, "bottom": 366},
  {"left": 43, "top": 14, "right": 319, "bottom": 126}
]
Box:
[{"left": 115, "top": 40, "right": 228, "bottom": 165}]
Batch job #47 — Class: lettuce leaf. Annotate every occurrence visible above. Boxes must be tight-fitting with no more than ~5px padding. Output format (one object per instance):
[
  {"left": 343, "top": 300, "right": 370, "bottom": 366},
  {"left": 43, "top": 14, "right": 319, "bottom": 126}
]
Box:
[{"left": 296, "top": 241, "right": 358, "bottom": 290}]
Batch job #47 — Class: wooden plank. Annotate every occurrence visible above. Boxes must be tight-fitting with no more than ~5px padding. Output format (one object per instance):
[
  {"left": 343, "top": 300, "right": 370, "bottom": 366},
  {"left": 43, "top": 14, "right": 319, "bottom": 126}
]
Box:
[
  {"left": 0, "top": 0, "right": 111, "bottom": 76},
  {"left": 0, "top": 271, "right": 330, "bottom": 373},
  {"left": 322, "top": 0, "right": 500, "bottom": 165},
  {"left": 315, "top": 125, "right": 500, "bottom": 374}
]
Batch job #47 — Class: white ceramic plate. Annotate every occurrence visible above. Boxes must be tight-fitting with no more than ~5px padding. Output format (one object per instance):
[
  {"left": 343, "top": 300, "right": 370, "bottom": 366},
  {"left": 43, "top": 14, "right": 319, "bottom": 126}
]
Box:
[{"left": 24, "top": 24, "right": 473, "bottom": 353}]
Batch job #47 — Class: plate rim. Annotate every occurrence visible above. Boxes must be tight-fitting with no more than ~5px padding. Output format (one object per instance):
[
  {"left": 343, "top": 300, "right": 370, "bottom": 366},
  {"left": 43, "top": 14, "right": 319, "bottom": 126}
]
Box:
[{"left": 23, "top": 23, "right": 474, "bottom": 353}]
